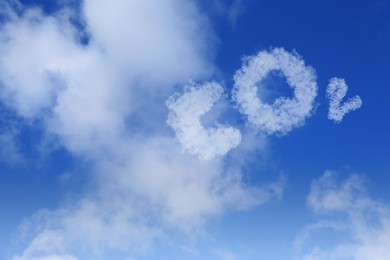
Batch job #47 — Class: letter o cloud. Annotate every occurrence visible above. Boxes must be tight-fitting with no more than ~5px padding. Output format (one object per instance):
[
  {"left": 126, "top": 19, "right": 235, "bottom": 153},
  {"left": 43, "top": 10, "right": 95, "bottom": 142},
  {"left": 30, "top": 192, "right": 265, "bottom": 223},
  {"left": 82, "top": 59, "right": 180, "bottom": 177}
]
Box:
[
  {"left": 233, "top": 48, "right": 318, "bottom": 134},
  {"left": 166, "top": 82, "right": 241, "bottom": 160}
]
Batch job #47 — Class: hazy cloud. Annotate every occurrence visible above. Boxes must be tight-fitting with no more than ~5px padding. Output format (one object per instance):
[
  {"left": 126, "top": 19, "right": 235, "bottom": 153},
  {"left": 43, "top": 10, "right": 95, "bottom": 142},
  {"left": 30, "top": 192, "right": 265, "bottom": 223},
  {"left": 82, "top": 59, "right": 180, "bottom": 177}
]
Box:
[
  {"left": 13, "top": 137, "right": 285, "bottom": 258},
  {"left": 13, "top": 229, "right": 78, "bottom": 260},
  {"left": 207, "top": 0, "right": 246, "bottom": 27},
  {"left": 295, "top": 171, "right": 390, "bottom": 260}
]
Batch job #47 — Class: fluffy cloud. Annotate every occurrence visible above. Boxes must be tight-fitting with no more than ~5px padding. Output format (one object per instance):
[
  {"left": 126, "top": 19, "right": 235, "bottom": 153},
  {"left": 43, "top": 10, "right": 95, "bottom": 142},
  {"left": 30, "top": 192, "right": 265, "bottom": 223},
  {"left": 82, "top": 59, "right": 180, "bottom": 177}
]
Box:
[
  {"left": 232, "top": 48, "right": 318, "bottom": 135},
  {"left": 166, "top": 81, "right": 241, "bottom": 160},
  {"left": 0, "top": 1, "right": 284, "bottom": 259},
  {"left": 295, "top": 171, "right": 390, "bottom": 260},
  {"left": 327, "top": 77, "right": 362, "bottom": 123},
  {"left": 12, "top": 137, "right": 285, "bottom": 259},
  {"left": 0, "top": 0, "right": 215, "bottom": 156}
]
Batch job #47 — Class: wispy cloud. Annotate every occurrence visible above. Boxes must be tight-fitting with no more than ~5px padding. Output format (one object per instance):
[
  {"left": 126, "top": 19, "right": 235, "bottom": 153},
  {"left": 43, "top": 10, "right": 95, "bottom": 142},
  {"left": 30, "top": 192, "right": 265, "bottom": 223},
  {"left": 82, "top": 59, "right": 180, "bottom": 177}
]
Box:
[
  {"left": 295, "top": 171, "right": 390, "bottom": 260},
  {"left": 206, "top": 0, "right": 246, "bottom": 27},
  {"left": 232, "top": 48, "right": 318, "bottom": 135},
  {"left": 13, "top": 229, "right": 78, "bottom": 260},
  {"left": 12, "top": 137, "right": 285, "bottom": 259},
  {"left": 0, "top": 129, "right": 23, "bottom": 164},
  {"left": 0, "top": 119, "right": 23, "bottom": 165},
  {"left": 327, "top": 77, "right": 362, "bottom": 123}
]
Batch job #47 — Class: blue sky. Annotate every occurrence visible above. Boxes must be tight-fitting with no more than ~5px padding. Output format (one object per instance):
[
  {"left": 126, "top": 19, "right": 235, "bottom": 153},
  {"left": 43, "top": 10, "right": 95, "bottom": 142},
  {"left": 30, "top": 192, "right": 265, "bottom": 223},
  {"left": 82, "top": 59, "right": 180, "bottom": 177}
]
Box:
[{"left": 0, "top": 0, "right": 389, "bottom": 259}]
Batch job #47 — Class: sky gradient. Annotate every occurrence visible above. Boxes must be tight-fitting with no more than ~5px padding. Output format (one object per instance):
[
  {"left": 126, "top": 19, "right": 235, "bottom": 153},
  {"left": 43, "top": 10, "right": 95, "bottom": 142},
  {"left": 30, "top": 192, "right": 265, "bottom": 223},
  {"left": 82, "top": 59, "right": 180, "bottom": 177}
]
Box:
[{"left": 0, "top": 0, "right": 389, "bottom": 259}]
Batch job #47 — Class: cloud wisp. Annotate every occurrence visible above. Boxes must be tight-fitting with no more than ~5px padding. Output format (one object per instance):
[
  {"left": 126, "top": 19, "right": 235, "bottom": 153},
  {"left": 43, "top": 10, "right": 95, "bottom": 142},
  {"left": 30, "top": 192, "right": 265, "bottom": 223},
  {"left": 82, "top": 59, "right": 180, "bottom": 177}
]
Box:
[
  {"left": 327, "top": 77, "right": 362, "bottom": 123},
  {"left": 12, "top": 137, "right": 285, "bottom": 260},
  {"left": 295, "top": 171, "right": 390, "bottom": 260},
  {"left": 232, "top": 48, "right": 318, "bottom": 135}
]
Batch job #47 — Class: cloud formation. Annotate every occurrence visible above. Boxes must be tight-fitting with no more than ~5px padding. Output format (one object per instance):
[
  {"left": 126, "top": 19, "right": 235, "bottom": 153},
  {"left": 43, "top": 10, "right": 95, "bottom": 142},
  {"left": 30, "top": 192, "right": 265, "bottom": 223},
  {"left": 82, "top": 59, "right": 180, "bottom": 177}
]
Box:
[
  {"left": 0, "top": 1, "right": 284, "bottom": 259},
  {"left": 232, "top": 48, "right": 318, "bottom": 135},
  {"left": 12, "top": 137, "right": 285, "bottom": 259},
  {"left": 327, "top": 77, "right": 362, "bottom": 123},
  {"left": 167, "top": 81, "right": 241, "bottom": 160},
  {"left": 0, "top": 0, "right": 215, "bottom": 155},
  {"left": 295, "top": 171, "right": 390, "bottom": 260}
]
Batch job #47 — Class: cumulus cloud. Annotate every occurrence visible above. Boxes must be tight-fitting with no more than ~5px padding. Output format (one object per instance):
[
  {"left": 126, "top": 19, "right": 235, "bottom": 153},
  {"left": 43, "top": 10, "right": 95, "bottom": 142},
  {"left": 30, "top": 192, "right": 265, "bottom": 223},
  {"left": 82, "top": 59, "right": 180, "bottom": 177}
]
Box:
[
  {"left": 0, "top": 1, "right": 284, "bottom": 259},
  {"left": 232, "top": 48, "right": 318, "bottom": 135},
  {"left": 166, "top": 81, "right": 241, "bottom": 160},
  {"left": 0, "top": 0, "right": 217, "bottom": 156},
  {"left": 294, "top": 171, "right": 390, "bottom": 260},
  {"left": 327, "top": 77, "right": 362, "bottom": 123}
]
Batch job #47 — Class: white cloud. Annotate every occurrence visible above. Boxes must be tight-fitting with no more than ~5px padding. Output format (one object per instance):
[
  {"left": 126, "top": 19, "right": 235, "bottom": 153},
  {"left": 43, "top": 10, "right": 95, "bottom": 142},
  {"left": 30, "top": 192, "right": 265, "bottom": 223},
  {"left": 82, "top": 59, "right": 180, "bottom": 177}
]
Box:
[
  {"left": 295, "top": 171, "right": 390, "bottom": 260},
  {"left": 12, "top": 137, "right": 285, "bottom": 259},
  {"left": 0, "top": 0, "right": 215, "bottom": 156},
  {"left": 0, "top": 1, "right": 284, "bottom": 259},
  {"left": 232, "top": 48, "right": 318, "bottom": 135},
  {"left": 0, "top": 7, "right": 78, "bottom": 117},
  {"left": 327, "top": 77, "right": 362, "bottom": 123},
  {"left": 166, "top": 81, "right": 241, "bottom": 160}
]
